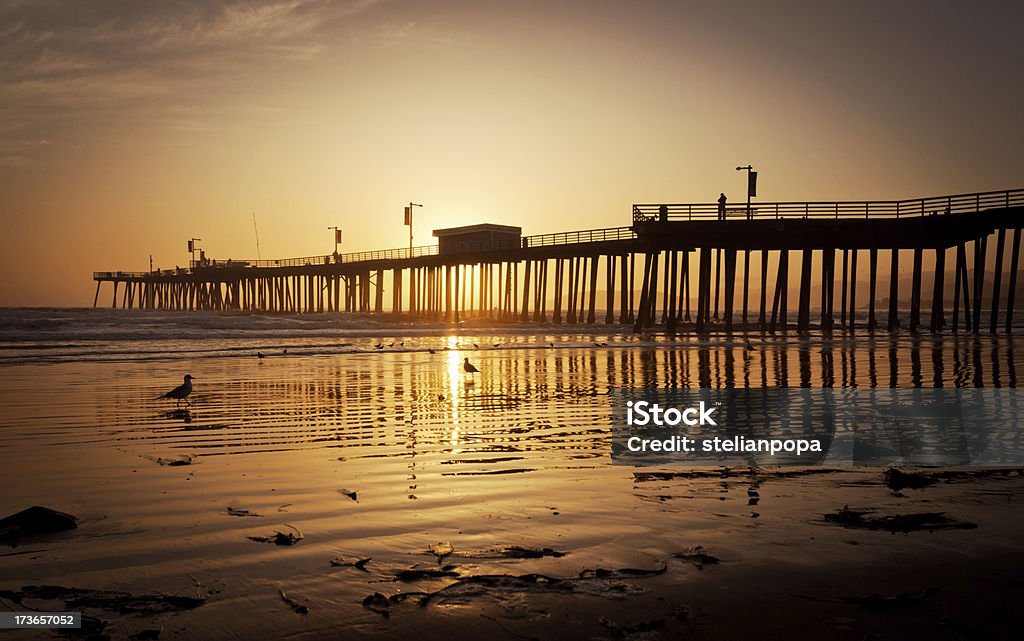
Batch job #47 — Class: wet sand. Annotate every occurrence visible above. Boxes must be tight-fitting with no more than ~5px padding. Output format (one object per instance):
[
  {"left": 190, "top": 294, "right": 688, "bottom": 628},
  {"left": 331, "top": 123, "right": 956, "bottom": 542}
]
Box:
[{"left": 1, "top": 332, "right": 1023, "bottom": 640}]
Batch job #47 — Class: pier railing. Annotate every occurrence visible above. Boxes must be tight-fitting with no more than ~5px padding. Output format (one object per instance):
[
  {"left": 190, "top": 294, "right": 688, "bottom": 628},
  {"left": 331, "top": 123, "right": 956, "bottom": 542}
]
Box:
[
  {"left": 633, "top": 188, "right": 1024, "bottom": 222},
  {"left": 523, "top": 226, "right": 635, "bottom": 247},
  {"left": 93, "top": 226, "right": 638, "bottom": 280}
]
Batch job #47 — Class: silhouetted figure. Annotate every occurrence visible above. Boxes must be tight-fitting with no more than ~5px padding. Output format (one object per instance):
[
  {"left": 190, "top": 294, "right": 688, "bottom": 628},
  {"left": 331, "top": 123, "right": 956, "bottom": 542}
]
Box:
[
  {"left": 718, "top": 193, "right": 727, "bottom": 220},
  {"left": 463, "top": 357, "right": 480, "bottom": 378},
  {"left": 659, "top": 204, "right": 668, "bottom": 223}
]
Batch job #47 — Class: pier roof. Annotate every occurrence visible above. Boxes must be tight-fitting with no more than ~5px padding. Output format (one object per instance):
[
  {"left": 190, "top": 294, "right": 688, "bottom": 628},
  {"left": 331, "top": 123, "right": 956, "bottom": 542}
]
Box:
[{"left": 432, "top": 223, "right": 522, "bottom": 237}]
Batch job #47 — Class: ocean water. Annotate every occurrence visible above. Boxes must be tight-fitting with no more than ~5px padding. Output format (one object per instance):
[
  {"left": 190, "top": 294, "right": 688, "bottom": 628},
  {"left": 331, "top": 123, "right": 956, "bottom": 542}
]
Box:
[
  {"left": 0, "top": 307, "right": 1019, "bottom": 388},
  {"left": 1, "top": 307, "right": 1023, "bottom": 640}
]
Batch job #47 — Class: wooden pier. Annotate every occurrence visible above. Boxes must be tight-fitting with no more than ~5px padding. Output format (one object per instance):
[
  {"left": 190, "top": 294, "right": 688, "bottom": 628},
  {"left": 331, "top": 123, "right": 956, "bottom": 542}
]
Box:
[{"left": 94, "top": 189, "right": 1024, "bottom": 334}]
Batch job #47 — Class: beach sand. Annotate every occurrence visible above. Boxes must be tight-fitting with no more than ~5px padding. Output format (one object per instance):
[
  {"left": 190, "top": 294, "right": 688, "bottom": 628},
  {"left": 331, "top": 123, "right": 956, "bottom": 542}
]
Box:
[{"left": 1, "top": 329, "right": 1023, "bottom": 640}]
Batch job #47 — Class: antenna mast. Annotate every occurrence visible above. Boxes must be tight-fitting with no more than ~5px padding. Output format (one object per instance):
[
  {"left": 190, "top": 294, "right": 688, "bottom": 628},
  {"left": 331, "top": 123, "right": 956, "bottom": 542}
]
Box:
[{"left": 252, "top": 211, "right": 262, "bottom": 261}]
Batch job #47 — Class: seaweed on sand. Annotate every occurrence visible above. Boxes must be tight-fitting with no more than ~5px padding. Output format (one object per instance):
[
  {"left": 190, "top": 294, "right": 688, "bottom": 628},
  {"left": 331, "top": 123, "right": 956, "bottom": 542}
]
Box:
[
  {"left": 823, "top": 506, "right": 977, "bottom": 533},
  {"left": 248, "top": 523, "right": 304, "bottom": 546},
  {"left": 0, "top": 585, "right": 206, "bottom": 615}
]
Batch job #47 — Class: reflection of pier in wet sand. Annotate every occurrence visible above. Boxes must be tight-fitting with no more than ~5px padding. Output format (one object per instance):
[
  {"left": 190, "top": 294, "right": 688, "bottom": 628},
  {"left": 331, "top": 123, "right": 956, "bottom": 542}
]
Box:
[{"left": 94, "top": 189, "right": 1023, "bottom": 335}]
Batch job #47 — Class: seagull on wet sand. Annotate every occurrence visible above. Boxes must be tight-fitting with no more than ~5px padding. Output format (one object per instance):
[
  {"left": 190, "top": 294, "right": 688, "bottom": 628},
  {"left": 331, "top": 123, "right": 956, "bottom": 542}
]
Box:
[
  {"left": 463, "top": 357, "right": 480, "bottom": 378},
  {"left": 158, "top": 374, "right": 195, "bottom": 408},
  {"left": 745, "top": 338, "right": 756, "bottom": 352}
]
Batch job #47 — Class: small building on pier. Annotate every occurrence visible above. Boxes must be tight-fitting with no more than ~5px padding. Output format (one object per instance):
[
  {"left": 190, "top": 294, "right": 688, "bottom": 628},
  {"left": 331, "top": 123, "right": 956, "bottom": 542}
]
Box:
[{"left": 433, "top": 223, "right": 521, "bottom": 254}]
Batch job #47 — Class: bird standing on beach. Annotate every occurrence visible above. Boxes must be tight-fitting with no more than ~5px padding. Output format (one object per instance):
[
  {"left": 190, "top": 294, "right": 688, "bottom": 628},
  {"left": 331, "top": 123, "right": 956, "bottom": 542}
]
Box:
[
  {"left": 745, "top": 338, "right": 756, "bottom": 352},
  {"left": 463, "top": 358, "right": 480, "bottom": 379},
  {"left": 158, "top": 375, "right": 194, "bottom": 408}
]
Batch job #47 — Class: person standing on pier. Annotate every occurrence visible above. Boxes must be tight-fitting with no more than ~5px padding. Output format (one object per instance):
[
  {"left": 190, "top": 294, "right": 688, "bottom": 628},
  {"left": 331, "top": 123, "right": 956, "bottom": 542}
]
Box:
[{"left": 718, "top": 193, "right": 727, "bottom": 220}]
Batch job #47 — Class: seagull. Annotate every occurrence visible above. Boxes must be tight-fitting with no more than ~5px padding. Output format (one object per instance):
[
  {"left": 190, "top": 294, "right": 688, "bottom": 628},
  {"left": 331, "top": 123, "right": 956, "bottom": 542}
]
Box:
[
  {"left": 473, "top": 343, "right": 480, "bottom": 349},
  {"left": 158, "top": 375, "right": 194, "bottom": 408},
  {"left": 745, "top": 338, "right": 756, "bottom": 352},
  {"left": 463, "top": 358, "right": 480, "bottom": 378},
  {"left": 428, "top": 348, "right": 436, "bottom": 354},
  {"left": 283, "top": 348, "right": 288, "bottom": 355},
  {"left": 374, "top": 343, "right": 384, "bottom": 350},
  {"left": 257, "top": 352, "right": 265, "bottom": 360}
]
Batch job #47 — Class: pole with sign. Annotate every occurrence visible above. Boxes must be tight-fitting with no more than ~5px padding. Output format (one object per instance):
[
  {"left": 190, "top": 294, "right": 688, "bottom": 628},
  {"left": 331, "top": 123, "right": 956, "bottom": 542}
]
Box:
[
  {"left": 188, "top": 238, "right": 202, "bottom": 267},
  {"left": 405, "top": 202, "right": 422, "bottom": 253},
  {"left": 735, "top": 166, "right": 757, "bottom": 220},
  {"left": 328, "top": 226, "right": 342, "bottom": 260}
]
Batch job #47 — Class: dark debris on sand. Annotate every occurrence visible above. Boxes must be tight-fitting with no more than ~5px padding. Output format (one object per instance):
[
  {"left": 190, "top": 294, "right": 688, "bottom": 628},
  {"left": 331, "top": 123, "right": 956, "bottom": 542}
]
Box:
[
  {"left": 598, "top": 615, "right": 665, "bottom": 638},
  {"left": 156, "top": 455, "right": 195, "bottom": 467},
  {"left": 248, "top": 524, "right": 303, "bottom": 546},
  {"left": 0, "top": 585, "right": 206, "bottom": 615},
  {"left": 885, "top": 467, "right": 1024, "bottom": 491},
  {"left": 278, "top": 589, "right": 310, "bottom": 615},
  {"left": 424, "top": 545, "right": 567, "bottom": 561},
  {"left": 823, "top": 506, "right": 977, "bottom": 533},
  {"left": 884, "top": 468, "right": 940, "bottom": 491},
  {"left": 498, "top": 546, "right": 566, "bottom": 559},
  {"left": 330, "top": 556, "right": 371, "bottom": 570},
  {"left": 673, "top": 546, "right": 721, "bottom": 570},
  {"left": 361, "top": 591, "right": 425, "bottom": 618},
  {"left": 395, "top": 565, "right": 461, "bottom": 582},
  {"left": 226, "top": 506, "right": 263, "bottom": 517},
  {"left": 0, "top": 506, "right": 78, "bottom": 547}
]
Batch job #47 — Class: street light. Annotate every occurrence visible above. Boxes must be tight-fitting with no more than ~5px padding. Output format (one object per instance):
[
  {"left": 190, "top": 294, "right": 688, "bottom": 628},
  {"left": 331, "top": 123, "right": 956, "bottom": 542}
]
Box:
[
  {"left": 735, "top": 165, "right": 757, "bottom": 220},
  {"left": 328, "top": 226, "right": 342, "bottom": 258},
  {"left": 404, "top": 202, "right": 423, "bottom": 253}
]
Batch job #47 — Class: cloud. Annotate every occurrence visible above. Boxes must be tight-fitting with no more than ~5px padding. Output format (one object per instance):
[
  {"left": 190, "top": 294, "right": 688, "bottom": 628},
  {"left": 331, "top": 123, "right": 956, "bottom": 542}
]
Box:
[{"left": 0, "top": 0, "right": 384, "bottom": 160}]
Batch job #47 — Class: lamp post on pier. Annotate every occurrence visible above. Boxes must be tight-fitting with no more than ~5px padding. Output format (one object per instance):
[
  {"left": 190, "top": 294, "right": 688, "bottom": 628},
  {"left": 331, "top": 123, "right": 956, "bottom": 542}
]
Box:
[
  {"left": 735, "top": 165, "right": 757, "bottom": 220},
  {"left": 328, "top": 226, "right": 342, "bottom": 261},
  {"left": 404, "top": 202, "right": 423, "bottom": 254}
]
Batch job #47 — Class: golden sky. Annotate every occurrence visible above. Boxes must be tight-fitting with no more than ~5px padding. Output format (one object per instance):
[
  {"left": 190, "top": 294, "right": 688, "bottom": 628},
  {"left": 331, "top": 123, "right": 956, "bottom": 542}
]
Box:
[{"left": 1, "top": 0, "right": 1022, "bottom": 306}]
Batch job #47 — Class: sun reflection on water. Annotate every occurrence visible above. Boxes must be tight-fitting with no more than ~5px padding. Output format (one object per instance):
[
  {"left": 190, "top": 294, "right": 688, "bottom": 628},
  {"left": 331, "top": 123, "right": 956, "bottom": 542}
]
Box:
[{"left": 446, "top": 336, "right": 464, "bottom": 449}]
